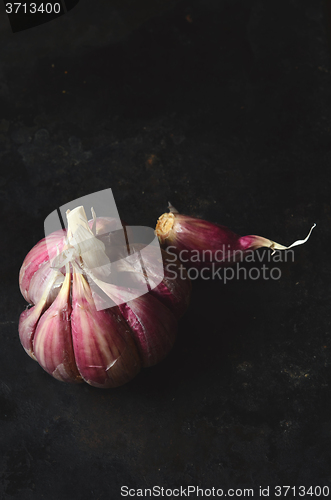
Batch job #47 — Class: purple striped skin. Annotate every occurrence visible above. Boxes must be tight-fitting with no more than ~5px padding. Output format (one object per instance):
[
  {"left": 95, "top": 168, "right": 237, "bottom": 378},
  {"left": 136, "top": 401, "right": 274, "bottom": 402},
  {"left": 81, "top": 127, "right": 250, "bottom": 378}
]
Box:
[
  {"left": 33, "top": 271, "right": 82, "bottom": 384},
  {"left": 149, "top": 249, "right": 191, "bottom": 319},
  {"left": 18, "top": 300, "right": 48, "bottom": 360},
  {"left": 119, "top": 294, "right": 178, "bottom": 368},
  {"left": 149, "top": 281, "right": 189, "bottom": 320},
  {"left": 18, "top": 216, "right": 183, "bottom": 388},
  {"left": 71, "top": 272, "right": 141, "bottom": 388},
  {"left": 155, "top": 212, "right": 268, "bottom": 270}
]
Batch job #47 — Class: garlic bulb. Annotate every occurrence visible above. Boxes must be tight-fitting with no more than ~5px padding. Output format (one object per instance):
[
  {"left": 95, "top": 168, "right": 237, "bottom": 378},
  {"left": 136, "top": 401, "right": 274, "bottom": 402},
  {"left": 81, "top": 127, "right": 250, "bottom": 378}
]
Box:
[{"left": 18, "top": 206, "right": 190, "bottom": 387}]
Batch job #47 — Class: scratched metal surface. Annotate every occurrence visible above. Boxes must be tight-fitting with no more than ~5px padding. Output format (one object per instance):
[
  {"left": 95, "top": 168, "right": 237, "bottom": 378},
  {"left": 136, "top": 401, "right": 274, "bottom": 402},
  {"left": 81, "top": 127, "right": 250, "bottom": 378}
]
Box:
[{"left": 0, "top": 1, "right": 330, "bottom": 498}]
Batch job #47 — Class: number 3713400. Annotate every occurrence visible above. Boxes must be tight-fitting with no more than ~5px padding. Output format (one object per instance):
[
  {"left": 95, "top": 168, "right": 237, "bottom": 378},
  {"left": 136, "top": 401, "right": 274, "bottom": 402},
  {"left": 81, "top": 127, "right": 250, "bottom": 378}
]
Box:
[{"left": 5, "top": 3, "right": 62, "bottom": 14}]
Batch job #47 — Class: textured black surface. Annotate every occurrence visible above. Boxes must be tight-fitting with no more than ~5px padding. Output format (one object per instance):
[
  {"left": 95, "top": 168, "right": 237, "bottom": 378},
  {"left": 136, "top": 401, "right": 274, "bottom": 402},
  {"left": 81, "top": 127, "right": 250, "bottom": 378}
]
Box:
[{"left": 1, "top": 0, "right": 331, "bottom": 498}]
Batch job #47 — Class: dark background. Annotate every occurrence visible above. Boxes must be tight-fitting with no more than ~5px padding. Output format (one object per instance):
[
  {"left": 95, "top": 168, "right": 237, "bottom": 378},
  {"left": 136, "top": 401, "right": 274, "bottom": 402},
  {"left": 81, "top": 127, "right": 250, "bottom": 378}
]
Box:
[{"left": 0, "top": 0, "right": 330, "bottom": 498}]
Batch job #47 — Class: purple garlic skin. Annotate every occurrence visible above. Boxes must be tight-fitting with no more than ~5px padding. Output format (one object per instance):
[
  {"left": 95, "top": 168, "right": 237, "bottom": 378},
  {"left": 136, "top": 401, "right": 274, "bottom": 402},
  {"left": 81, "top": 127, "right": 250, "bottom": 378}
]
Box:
[
  {"left": 149, "top": 249, "right": 191, "bottom": 319},
  {"left": 119, "top": 293, "right": 178, "bottom": 368},
  {"left": 71, "top": 272, "right": 141, "bottom": 388},
  {"left": 33, "top": 269, "right": 81, "bottom": 383},
  {"left": 18, "top": 300, "right": 48, "bottom": 360},
  {"left": 155, "top": 212, "right": 285, "bottom": 269}
]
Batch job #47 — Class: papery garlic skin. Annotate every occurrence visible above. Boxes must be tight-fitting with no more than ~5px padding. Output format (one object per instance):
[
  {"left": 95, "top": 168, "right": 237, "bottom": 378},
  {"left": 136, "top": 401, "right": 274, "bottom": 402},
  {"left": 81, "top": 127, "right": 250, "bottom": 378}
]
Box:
[
  {"left": 119, "top": 294, "right": 178, "bottom": 368},
  {"left": 19, "top": 217, "right": 121, "bottom": 305},
  {"left": 71, "top": 272, "right": 141, "bottom": 388},
  {"left": 19, "top": 301, "right": 47, "bottom": 360},
  {"left": 18, "top": 267, "right": 62, "bottom": 360},
  {"left": 33, "top": 266, "right": 82, "bottom": 383},
  {"left": 149, "top": 249, "right": 191, "bottom": 319},
  {"left": 91, "top": 216, "right": 120, "bottom": 237},
  {"left": 19, "top": 229, "right": 66, "bottom": 303},
  {"left": 28, "top": 261, "right": 65, "bottom": 307}
]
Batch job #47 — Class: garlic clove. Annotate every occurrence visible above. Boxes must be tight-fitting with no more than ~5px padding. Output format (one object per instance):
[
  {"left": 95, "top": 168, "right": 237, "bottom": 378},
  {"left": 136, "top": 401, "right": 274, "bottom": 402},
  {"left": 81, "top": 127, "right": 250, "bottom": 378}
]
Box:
[
  {"left": 80, "top": 264, "right": 179, "bottom": 367},
  {"left": 155, "top": 210, "right": 316, "bottom": 268},
  {"left": 155, "top": 212, "right": 240, "bottom": 253},
  {"left": 27, "top": 260, "right": 64, "bottom": 306},
  {"left": 18, "top": 268, "right": 60, "bottom": 359},
  {"left": 71, "top": 271, "right": 141, "bottom": 388},
  {"left": 32, "top": 265, "right": 82, "bottom": 383},
  {"left": 18, "top": 301, "right": 47, "bottom": 361},
  {"left": 119, "top": 294, "right": 178, "bottom": 368},
  {"left": 155, "top": 212, "right": 241, "bottom": 269}
]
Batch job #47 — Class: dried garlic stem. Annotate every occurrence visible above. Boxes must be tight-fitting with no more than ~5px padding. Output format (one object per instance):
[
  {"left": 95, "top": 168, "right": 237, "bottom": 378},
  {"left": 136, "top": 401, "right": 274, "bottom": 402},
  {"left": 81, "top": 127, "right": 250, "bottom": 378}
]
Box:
[
  {"left": 66, "top": 206, "right": 111, "bottom": 278},
  {"left": 66, "top": 206, "right": 93, "bottom": 240},
  {"left": 265, "top": 223, "right": 316, "bottom": 255}
]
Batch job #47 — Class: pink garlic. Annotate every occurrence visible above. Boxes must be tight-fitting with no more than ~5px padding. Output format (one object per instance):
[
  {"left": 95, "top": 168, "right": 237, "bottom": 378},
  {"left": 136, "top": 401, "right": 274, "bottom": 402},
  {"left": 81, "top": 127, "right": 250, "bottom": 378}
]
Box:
[
  {"left": 33, "top": 265, "right": 81, "bottom": 383},
  {"left": 18, "top": 267, "right": 62, "bottom": 360},
  {"left": 71, "top": 271, "right": 141, "bottom": 388},
  {"left": 119, "top": 293, "right": 178, "bottom": 367},
  {"left": 18, "top": 206, "right": 184, "bottom": 387},
  {"left": 155, "top": 206, "right": 315, "bottom": 269}
]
